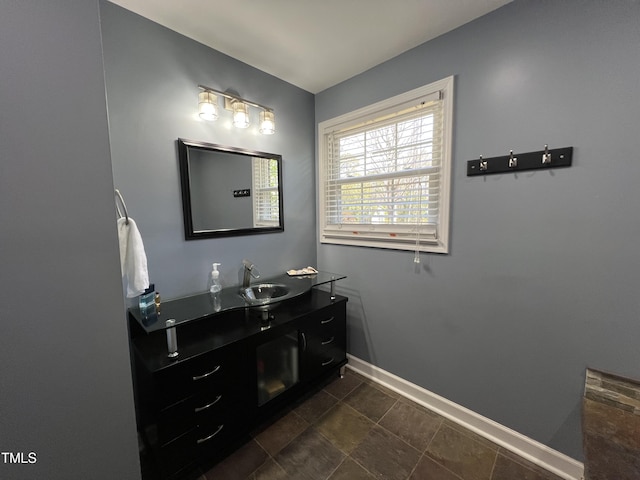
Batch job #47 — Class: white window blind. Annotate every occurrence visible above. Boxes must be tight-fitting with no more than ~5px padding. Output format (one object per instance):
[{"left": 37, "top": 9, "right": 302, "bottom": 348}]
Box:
[
  {"left": 252, "top": 157, "right": 280, "bottom": 227},
  {"left": 318, "top": 77, "right": 453, "bottom": 253}
]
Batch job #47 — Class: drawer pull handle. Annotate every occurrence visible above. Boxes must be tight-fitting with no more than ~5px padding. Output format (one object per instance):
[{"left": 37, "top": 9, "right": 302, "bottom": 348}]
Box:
[
  {"left": 321, "top": 336, "right": 335, "bottom": 345},
  {"left": 194, "top": 395, "right": 222, "bottom": 413},
  {"left": 320, "top": 316, "right": 335, "bottom": 325},
  {"left": 301, "top": 332, "right": 307, "bottom": 352},
  {"left": 196, "top": 424, "right": 224, "bottom": 444},
  {"left": 321, "top": 357, "right": 334, "bottom": 367},
  {"left": 192, "top": 365, "right": 221, "bottom": 381}
]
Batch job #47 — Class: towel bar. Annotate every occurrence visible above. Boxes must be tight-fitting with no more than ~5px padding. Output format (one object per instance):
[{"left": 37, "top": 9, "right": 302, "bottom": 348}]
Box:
[{"left": 115, "top": 189, "right": 130, "bottom": 225}]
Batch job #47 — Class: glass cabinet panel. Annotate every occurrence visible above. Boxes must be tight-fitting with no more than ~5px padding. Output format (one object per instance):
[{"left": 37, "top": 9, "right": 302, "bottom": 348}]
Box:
[{"left": 256, "top": 333, "right": 299, "bottom": 406}]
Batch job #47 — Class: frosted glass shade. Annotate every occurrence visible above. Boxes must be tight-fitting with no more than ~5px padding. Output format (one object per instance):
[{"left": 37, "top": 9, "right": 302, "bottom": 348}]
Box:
[
  {"left": 259, "top": 110, "right": 275, "bottom": 135},
  {"left": 198, "top": 91, "right": 218, "bottom": 121},
  {"left": 232, "top": 101, "right": 250, "bottom": 128}
]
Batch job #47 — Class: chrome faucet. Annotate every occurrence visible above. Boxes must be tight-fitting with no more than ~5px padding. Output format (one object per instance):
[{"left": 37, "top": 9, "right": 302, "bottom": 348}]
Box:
[{"left": 242, "top": 259, "right": 260, "bottom": 288}]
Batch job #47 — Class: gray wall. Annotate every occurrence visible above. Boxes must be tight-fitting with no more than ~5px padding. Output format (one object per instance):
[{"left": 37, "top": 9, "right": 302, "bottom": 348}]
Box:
[
  {"left": 316, "top": 0, "right": 640, "bottom": 461},
  {"left": 0, "top": 1, "right": 140, "bottom": 479},
  {"left": 101, "top": 2, "right": 316, "bottom": 300}
]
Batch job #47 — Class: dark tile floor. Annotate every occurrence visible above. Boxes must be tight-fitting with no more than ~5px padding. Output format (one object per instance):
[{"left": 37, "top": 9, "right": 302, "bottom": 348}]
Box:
[
  {"left": 201, "top": 370, "right": 565, "bottom": 480},
  {"left": 583, "top": 369, "right": 640, "bottom": 480}
]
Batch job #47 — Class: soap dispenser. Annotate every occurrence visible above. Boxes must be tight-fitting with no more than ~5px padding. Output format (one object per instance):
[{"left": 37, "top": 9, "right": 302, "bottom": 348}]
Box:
[{"left": 210, "top": 263, "right": 222, "bottom": 311}]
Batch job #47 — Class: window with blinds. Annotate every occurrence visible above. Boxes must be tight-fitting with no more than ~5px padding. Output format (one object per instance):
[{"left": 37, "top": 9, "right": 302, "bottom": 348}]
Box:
[
  {"left": 318, "top": 77, "right": 453, "bottom": 253},
  {"left": 252, "top": 157, "right": 280, "bottom": 227}
]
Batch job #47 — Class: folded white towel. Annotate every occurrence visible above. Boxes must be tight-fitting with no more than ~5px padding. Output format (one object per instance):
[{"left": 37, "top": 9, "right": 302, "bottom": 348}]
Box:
[
  {"left": 117, "top": 217, "right": 149, "bottom": 298},
  {"left": 287, "top": 266, "right": 318, "bottom": 276}
]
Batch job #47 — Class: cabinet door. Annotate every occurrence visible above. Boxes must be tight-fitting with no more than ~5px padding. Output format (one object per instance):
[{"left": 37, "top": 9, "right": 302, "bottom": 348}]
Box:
[
  {"left": 300, "top": 302, "right": 346, "bottom": 380},
  {"left": 256, "top": 330, "right": 300, "bottom": 406}
]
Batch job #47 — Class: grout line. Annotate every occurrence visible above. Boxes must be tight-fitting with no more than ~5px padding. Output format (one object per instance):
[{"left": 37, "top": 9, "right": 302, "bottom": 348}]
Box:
[
  {"left": 324, "top": 455, "right": 346, "bottom": 480},
  {"left": 414, "top": 451, "right": 466, "bottom": 480},
  {"left": 370, "top": 421, "right": 423, "bottom": 456},
  {"left": 270, "top": 455, "right": 291, "bottom": 479},
  {"left": 323, "top": 389, "right": 341, "bottom": 401},
  {"left": 405, "top": 452, "right": 424, "bottom": 480},
  {"left": 488, "top": 447, "right": 499, "bottom": 480},
  {"left": 324, "top": 373, "right": 363, "bottom": 400},
  {"left": 347, "top": 454, "right": 380, "bottom": 479},
  {"left": 423, "top": 416, "right": 444, "bottom": 453},
  {"left": 246, "top": 442, "right": 275, "bottom": 479},
  {"left": 374, "top": 397, "right": 399, "bottom": 426},
  {"left": 253, "top": 410, "right": 310, "bottom": 460}
]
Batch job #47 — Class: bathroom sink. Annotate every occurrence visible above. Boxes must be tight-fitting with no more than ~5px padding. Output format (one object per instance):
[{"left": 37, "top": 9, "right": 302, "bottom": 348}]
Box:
[{"left": 240, "top": 283, "right": 291, "bottom": 308}]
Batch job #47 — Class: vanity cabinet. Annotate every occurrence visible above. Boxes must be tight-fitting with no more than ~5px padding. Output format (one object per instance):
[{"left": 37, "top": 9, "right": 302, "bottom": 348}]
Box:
[{"left": 128, "top": 288, "right": 347, "bottom": 480}]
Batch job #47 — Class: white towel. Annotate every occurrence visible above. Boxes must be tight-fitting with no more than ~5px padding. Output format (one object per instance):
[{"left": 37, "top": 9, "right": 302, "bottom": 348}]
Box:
[
  {"left": 286, "top": 266, "right": 318, "bottom": 276},
  {"left": 117, "top": 217, "right": 149, "bottom": 298}
]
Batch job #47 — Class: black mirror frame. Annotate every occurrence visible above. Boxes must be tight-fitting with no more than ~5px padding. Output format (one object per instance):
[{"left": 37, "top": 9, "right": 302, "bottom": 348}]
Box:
[{"left": 177, "top": 138, "right": 284, "bottom": 240}]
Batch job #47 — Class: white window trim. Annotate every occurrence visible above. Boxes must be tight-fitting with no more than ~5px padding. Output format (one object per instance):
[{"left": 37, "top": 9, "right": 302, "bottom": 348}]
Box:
[
  {"left": 318, "top": 76, "right": 454, "bottom": 254},
  {"left": 251, "top": 157, "right": 280, "bottom": 228}
]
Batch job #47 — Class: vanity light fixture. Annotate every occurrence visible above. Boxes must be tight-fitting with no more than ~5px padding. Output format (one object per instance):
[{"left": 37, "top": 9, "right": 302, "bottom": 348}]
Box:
[{"left": 197, "top": 85, "right": 275, "bottom": 135}]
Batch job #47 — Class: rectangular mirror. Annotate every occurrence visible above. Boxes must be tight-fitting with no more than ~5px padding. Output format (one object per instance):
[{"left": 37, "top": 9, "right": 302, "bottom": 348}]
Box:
[{"left": 178, "top": 138, "right": 284, "bottom": 239}]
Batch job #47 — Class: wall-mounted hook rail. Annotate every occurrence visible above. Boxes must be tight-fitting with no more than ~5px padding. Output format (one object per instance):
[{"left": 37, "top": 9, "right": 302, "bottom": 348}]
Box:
[{"left": 467, "top": 146, "right": 573, "bottom": 176}]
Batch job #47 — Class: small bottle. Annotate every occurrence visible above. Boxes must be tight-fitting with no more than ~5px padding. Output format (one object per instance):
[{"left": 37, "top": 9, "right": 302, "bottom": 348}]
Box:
[
  {"left": 210, "top": 263, "right": 222, "bottom": 311},
  {"left": 138, "top": 283, "right": 155, "bottom": 318}
]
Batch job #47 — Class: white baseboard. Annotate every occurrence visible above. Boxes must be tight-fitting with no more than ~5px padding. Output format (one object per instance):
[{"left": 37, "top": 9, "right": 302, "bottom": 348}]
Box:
[{"left": 346, "top": 354, "right": 584, "bottom": 480}]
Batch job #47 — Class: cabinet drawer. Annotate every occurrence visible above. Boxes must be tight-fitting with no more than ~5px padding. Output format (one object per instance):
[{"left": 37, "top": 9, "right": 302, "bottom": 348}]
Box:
[
  {"left": 157, "top": 387, "right": 245, "bottom": 444},
  {"left": 305, "top": 303, "right": 346, "bottom": 344},
  {"left": 154, "top": 346, "right": 243, "bottom": 408},
  {"left": 307, "top": 303, "right": 345, "bottom": 330},
  {"left": 304, "top": 328, "right": 346, "bottom": 369},
  {"left": 159, "top": 412, "right": 246, "bottom": 477}
]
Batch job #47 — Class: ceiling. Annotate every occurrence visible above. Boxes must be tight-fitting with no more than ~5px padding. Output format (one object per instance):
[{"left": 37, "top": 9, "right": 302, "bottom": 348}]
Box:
[{"left": 108, "top": 0, "right": 511, "bottom": 94}]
